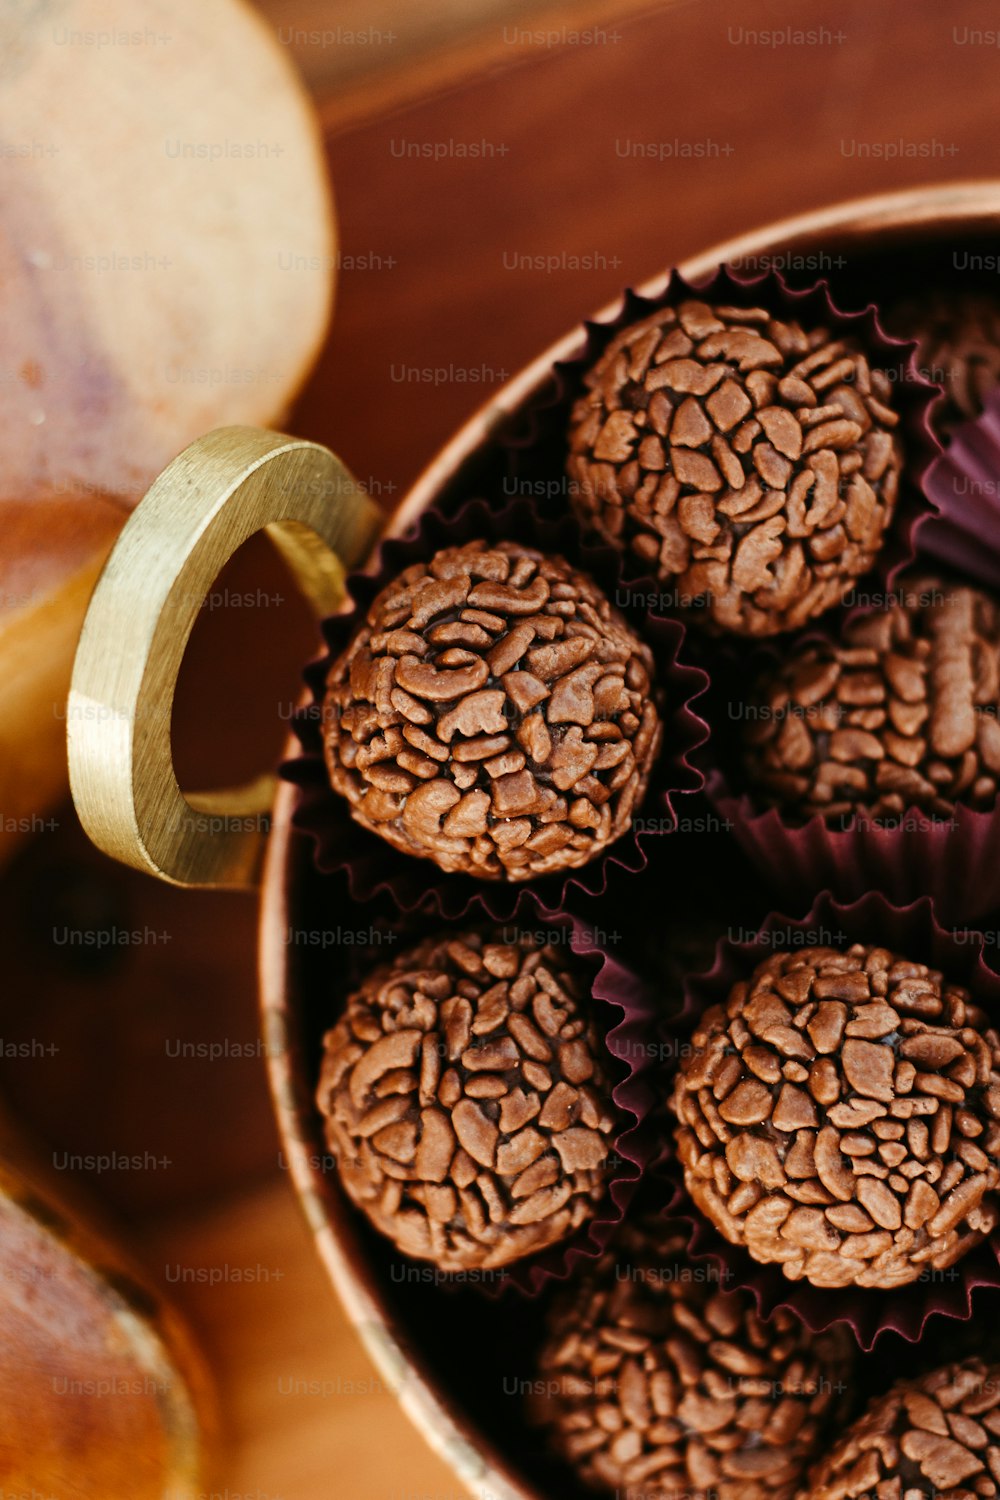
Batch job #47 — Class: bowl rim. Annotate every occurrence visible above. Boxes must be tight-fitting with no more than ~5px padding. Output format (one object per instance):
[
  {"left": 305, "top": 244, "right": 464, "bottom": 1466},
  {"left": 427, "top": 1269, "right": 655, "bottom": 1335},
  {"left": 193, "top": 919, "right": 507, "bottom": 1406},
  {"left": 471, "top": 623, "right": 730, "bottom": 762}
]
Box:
[
  {"left": 260, "top": 776, "right": 530, "bottom": 1499},
  {"left": 394, "top": 177, "right": 1000, "bottom": 542},
  {"left": 259, "top": 178, "right": 1000, "bottom": 1500}
]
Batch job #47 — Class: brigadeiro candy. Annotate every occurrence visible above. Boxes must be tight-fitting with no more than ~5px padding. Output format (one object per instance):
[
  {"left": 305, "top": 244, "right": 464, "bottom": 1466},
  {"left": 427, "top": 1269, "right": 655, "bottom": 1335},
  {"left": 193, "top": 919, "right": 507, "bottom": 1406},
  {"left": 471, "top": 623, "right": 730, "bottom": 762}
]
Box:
[
  {"left": 886, "top": 287, "right": 1000, "bottom": 440},
  {"left": 809, "top": 1355, "right": 1000, "bottom": 1499},
  {"left": 671, "top": 942, "right": 1000, "bottom": 1290},
  {"left": 531, "top": 1219, "right": 854, "bottom": 1500},
  {"left": 741, "top": 575, "right": 1000, "bottom": 823},
  {"left": 322, "top": 540, "right": 661, "bottom": 881},
  {"left": 566, "top": 297, "right": 903, "bottom": 636},
  {"left": 316, "top": 929, "right": 623, "bottom": 1273}
]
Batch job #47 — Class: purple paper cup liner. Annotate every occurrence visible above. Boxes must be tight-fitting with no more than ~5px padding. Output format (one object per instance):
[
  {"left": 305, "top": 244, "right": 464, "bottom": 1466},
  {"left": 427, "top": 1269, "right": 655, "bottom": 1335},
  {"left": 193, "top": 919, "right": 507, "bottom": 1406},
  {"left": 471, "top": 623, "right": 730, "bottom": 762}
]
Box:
[
  {"left": 923, "top": 388, "right": 1000, "bottom": 590},
  {"left": 281, "top": 492, "right": 709, "bottom": 922},
  {"left": 500, "top": 262, "right": 941, "bottom": 626},
  {"left": 706, "top": 772, "right": 1000, "bottom": 928},
  {"left": 652, "top": 889, "right": 1000, "bottom": 1352},
  {"left": 701, "top": 571, "right": 1000, "bottom": 925},
  {"left": 485, "top": 907, "right": 658, "bottom": 1298},
  {"left": 310, "top": 898, "right": 658, "bottom": 1300}
]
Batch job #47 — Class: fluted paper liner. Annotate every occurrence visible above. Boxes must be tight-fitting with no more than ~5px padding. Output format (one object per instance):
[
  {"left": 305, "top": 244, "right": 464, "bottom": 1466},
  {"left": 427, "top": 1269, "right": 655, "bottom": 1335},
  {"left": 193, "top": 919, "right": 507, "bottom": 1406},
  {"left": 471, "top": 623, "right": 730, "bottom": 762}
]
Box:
[
  {"left": 923, "top": 387, "right": 1000, "bottom": 590},
  {"left": 491, "top": 909, "right": 657, "bottom": 1297}
]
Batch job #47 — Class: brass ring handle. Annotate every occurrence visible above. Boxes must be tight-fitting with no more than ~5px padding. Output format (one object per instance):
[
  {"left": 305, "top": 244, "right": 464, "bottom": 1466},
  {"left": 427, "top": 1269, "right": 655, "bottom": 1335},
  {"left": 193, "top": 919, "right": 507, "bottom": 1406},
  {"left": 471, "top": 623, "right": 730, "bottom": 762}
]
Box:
[{"left": 67, "top": 426, "right": 382, "bottom": 890}]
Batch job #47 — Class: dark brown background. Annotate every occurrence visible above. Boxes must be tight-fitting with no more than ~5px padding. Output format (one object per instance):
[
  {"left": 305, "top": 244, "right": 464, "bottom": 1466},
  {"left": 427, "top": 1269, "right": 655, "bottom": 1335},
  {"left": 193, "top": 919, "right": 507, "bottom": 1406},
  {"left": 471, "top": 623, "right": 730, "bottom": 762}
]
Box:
[{"left": 3, "top": 0, "right": 1000, "bottom": 1493}]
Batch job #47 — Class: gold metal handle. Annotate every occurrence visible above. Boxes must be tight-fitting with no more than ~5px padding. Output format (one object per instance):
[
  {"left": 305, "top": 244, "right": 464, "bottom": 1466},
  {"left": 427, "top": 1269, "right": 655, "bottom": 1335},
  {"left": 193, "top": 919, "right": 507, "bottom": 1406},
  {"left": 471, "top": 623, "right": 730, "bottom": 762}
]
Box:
[{"left": 67, "top": 426, "right": 382, "bottom": 890}]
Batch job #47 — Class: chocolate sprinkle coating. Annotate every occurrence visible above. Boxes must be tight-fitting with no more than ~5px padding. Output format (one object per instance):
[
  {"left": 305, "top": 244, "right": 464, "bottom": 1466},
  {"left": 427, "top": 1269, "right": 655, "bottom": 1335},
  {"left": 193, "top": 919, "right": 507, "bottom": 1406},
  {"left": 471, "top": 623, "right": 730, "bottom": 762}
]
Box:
[
  {"left": 322, "top": 541, "right": 661, "bottom": 880},
  {"left": 742, "top": 577, "right": 1000, "bottom": 823},
  {"left": 886, "top": 288, "right": 1000, "bottom": 440},
  {"left": 672, "top": 944, "right": 1000, "bottom": 1290},
  {"left": 566, "top": 299, "right": 903, "bottom": 636},
  {"left": 316, "top": 930, "right": 621, "bottom": 1272},
  {"left": 810, "top": 1356, "right": 1000, "bottom": 1499},
  {"left": 533, "top": 1221, "right": 854, "bottom": 1500}
]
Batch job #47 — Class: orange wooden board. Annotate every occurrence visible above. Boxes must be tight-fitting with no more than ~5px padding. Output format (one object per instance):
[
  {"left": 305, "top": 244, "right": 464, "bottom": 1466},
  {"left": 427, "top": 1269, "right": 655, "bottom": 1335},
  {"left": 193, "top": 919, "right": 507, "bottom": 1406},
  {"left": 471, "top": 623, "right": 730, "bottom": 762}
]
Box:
[
  {"left": 5, "top": 1, "right": 1000, "bottom": 1494},
  {"left": 143, "top": 1183, "right": 459, "bottom": 1500}
]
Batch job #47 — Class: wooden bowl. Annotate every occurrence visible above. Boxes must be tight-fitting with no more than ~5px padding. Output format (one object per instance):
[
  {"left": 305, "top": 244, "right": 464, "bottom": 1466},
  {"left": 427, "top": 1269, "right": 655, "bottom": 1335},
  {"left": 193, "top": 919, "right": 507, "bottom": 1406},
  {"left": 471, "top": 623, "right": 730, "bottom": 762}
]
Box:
[
  {"left": 258, "top": 181, "right": 1000, "bottom": 1499},
  {"left": 0, "top": 1106, "right": 216, "bottom": 1496}
]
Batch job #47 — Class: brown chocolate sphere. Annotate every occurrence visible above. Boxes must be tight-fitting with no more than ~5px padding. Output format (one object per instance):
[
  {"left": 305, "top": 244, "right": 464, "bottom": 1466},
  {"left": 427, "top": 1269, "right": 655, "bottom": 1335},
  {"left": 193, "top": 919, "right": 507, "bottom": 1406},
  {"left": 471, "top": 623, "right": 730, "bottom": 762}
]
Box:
[
  {"left": 809, "top": 1356, "right": 1000, "bottom": 1499},
  {"left": 885, "top": 287, "right": 1000, "bottom": 440},
  {"left": 566, "top": 299, "right": 903, "bottom": 636},
  {"left": 671, "top": 944, "right": 1000, "bottom": 1290},
  {"left": 316, "top": 930, "right": 622, "bottom": 1273},
  {"left": 322, "top": 540, "right": 661, "bottom": 880},
  {"left": 742, "top": 577, "right": 1000, "bottom": 823},
  {"left": 533, "top": 1221, "right": 854, "bottom": 1500}
]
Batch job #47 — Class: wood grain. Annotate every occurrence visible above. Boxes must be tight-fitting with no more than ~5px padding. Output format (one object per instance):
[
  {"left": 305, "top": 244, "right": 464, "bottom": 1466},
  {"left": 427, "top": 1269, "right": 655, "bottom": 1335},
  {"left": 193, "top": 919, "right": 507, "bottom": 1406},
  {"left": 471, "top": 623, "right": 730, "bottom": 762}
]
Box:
[
  {"left": 255, "top": 0, "right": 669, "bottom": 127},
  {"left": 142, "top": 1182, "right": 460, "bottom": 1500},
  {"left": 7, "top": 1, "right": 1000, "bottom": 1495},
  {"left": 294, "top": 0, "right": 1000, "bottom": 501}
]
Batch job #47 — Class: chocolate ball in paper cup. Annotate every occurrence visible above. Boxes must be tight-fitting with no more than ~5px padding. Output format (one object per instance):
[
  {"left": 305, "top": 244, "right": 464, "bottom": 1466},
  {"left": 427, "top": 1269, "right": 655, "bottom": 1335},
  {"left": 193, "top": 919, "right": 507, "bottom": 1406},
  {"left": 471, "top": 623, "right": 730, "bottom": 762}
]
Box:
[
  {"left": 707, "top": 572, "right": 1000, "bottom": 923},
  {"left": 530, "top": 1215, "right": 856, "bottom": 1500},
  {"left": 313, "top": 906, "right": 657, "bottom": 1295},
  {"left": 742, "top": 573, "right": 1000, "bottom": 822},
  {"left": 283, "top": 495, "right": 709, "bottom": 921},
  {"left": 545, "top": 266, "right": 939, "bottom": 638},
  {"left": 674, "top": 944, "right": 1000, "bottom": 1291},
  {"left": 658, "top": 891, "right": 1000, "bottom": 1349},
  {"left": 321, "top": 540, "right": 661, "bottom": 883}
]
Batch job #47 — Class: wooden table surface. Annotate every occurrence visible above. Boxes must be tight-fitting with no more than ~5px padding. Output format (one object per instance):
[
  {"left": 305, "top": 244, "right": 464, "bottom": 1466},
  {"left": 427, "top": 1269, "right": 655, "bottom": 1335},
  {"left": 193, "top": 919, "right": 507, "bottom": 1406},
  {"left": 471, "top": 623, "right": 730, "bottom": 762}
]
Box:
[{"left": 4, "top": 1, "right": 1000, "bottom": 1494}]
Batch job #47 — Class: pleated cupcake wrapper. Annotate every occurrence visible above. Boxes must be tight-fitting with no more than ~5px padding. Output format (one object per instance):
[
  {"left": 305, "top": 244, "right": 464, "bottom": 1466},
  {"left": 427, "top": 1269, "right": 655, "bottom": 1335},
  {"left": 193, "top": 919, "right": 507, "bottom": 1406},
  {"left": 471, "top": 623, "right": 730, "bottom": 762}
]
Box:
[
  {"left": 922, "top": 387, "right": 1000, "bottom": 590},
  {"left": 477, "top": 906, "right": 658, "bottom": 1298},
  {"left": 281, "top": 492, "right": 709, "bottom": 923},
  {"left": 500, "top": 261, "right": 942, "bottom": 617},
  {"left": 706, "top": 772, "right": 1000, "bottom": 928},
  {"left": 653, "top": 889, "right": 1000, "bottom": 1352}
]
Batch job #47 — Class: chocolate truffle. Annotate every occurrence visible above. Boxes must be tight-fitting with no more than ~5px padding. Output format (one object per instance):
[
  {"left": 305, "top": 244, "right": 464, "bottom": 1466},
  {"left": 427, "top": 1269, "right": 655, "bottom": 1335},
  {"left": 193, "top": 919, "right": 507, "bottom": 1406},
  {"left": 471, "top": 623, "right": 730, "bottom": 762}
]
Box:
[
  {"left": 316, "top": 930, "right": 621, "bottom": 1272},
  {"left": 566, "top": 299, "right": 903, "bottom": 636},
  {"left": 742, "top": 577, "right": 1000, "bottom": 823},
  {"left": 886, "top": 288, "right": 1000, "bottom": 440},
  {"left": 672, "top": 944, "right": 1000, "bottom": 1289},
  {"left": 810, "top": 1356, "right": 1000, "bottom": 1499},
  {"left": 533, "top": 1221, "right": 854, "bottom": 1500},
  {"left": 323, "top": 540, "right": 661, "bottom": 880}
]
